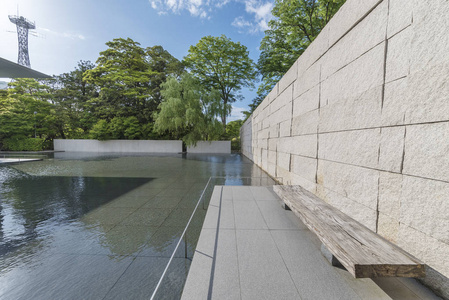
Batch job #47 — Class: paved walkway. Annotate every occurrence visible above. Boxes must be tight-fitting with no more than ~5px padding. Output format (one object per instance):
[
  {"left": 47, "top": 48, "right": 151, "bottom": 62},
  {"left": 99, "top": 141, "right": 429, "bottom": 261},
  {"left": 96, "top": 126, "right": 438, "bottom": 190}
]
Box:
[{"left": 182, "top": 186, "right": 440, "bottom": 300}]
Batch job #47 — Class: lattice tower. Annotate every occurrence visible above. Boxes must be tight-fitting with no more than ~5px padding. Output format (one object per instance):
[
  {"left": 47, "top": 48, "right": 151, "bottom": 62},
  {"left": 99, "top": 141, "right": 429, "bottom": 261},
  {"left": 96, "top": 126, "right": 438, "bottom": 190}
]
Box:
[{"left": 8, "top": 15, "right": 36, "bottom": 68}]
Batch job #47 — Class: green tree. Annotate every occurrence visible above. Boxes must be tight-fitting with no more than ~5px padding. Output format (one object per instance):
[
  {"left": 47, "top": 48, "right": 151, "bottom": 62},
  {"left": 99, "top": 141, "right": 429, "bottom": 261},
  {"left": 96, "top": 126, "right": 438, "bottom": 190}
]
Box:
[
  {"left": 146, "top": 45, "right": 185, "bottom": 108},
  {"left": 184, "top": 35, "right": 257, "bottom": 128},
  {"left": 84, "top": 38, "right": 158, "bottom": 124},
  {"left": 253, "top": 0, "right": 345, "bottom": 110},
  {"left": 154, "top": 74, "right": 223, "bottom": 146},
  {"left": 0, "top": 79, "right": 57, "bottom": 142},
  {"left": 50, "top": 60, "right": 98, "bottom": 138}
]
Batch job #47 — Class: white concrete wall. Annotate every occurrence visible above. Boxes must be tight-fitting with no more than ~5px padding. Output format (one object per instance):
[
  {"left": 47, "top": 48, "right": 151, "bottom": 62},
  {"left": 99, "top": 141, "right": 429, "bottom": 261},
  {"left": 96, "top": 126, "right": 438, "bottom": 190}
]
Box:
[
  {"left": 187, "top": 141, "right": 231, "bottom": 153},
  {"left": 54, "top": 139, "right": 182, "bottom": 153},
  {"left": 241, "top": 0, "right": 449, "bottom": 295}
]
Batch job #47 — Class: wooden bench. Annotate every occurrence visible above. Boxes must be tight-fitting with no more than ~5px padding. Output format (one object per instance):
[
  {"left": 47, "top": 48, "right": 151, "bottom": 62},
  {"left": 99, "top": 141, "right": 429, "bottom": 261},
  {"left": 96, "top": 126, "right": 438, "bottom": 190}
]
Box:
[{"left": 273, "top": 185, "right": 425, "bottom": 278}]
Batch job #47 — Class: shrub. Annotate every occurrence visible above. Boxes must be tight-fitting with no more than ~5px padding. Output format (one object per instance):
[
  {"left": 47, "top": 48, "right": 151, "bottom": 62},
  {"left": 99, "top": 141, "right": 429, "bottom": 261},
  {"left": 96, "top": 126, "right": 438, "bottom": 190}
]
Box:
[{"left": 3, "top": 136, "right": 45, "bottom": 151}]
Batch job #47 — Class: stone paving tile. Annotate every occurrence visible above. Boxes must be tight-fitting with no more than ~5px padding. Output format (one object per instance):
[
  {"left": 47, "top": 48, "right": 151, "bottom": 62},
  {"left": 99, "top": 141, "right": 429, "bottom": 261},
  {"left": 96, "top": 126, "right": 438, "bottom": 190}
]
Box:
[
  {"left": 249, "top": 186, "right": 279, "bottom": 200},
  {"left": 233, "top": 201, "right": 268, "bottom": 230},
  {"left": 271, "top": 229, "right": 362, "bottom": 300},
  {"left": 183, "top": 186, "right": 439, "bottom": 300},
  {"left": 232, "top": 186, "right": 254, "bottom": 201},
  {"left": 236, "top": 229, "right": 301, "bottom": 300},
  {"left": 256, "top": 200, "right": 307, "bottom": 230},
  {"left": 202, "top": 200, "right": 235, "bottom": 230}
]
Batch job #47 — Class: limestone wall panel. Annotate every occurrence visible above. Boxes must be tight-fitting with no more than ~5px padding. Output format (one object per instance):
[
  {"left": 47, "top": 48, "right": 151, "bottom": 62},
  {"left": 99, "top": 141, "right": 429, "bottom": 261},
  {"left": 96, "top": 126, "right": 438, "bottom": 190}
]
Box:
[
  {"left": 387, "top": 0, "right": 413, "bottom": 37},
  {"left": 403, "top": 123, "right": 449, "bottom": 182},
  {"left": 327, "top": 0, "right": 383, "bottom": 47},
  {"left": 400, "top": 175, "right": 449, "bottom": 244},
  {"left": 291, "top": 155, "right": 317, "bottom": 183},
  {"left": 319, "top": 86, "right": 382, "bottom": 133},
  {"left": 291, "top": 110, "right": 319, "bottom": 136},
  {"left": 320, "top": 42, "right": 385, "bottom": 107},
  {"left": 318, "top": 129, "right": 381, "bottom": 169},
  {"left": 321, "top": 0, "right": 388, "bottom": 80},
  {"left": 292, "top": 85, "right": 320, "bottom": 118},
  {"left": 278, "top": 61, "right": 298, "bottom": 93},
  {"left": 317, "top": 160, "right": 379, "bottom": 210},
  {"left": 379, "top": 126, "right": 405, "bottom": 173}
]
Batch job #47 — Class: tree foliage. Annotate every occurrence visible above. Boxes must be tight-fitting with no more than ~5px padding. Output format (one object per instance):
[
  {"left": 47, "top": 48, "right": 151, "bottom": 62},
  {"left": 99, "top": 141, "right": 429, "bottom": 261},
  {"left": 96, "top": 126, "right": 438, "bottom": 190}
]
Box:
[
  {"left": 0, "top": 79, "right": 57, "bottom": 143},
  {"left": 184, "top": 35, "right": 257, "bottom": 127},
  {"left": 154, "top": 73, "right": 223, "bottom": 146},
  {"left": 253, "top": 0, "right": 345, "bottom": 110}
]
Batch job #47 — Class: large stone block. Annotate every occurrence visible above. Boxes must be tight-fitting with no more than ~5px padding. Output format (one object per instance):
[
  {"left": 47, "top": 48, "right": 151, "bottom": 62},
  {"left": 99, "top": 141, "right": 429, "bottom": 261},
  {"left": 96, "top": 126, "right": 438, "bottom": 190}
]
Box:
[
  {"left": 385, "top": 26, "right": 412, "bottom": 83},
  {"left": 268, "top": 123, "right": 280, "bottom": 139},
  {"left": 400, "top": 175, "right": 449, "bottom": 244},
  {"left": 297, "top": 25, "right": 329, "bottom": 76},
  {"left": 277, "top": 135, "right": 317, "bottom": 158},
  {"left": 403, "top": 122, "right": 449, "bottom": 182},
  {"left": 270, "top": 85, "right": 293, "bottom": 114},
  {"left": 321, "top": 0, "right": 388, "bottom": 80},
  {"left": 292, "top": 85, "right": 320, "bottom": 118},
  {"left": 279, "top": 119, "right": 292, "bottom": 137},
  {"left": 387, "top": 0, "right": 413, "bottom": 38},
  {"left": 319, "top": 85, "right": 382, "bottom": 133},
  {"left": 290, "top": 155, "right": 317, "bottom": 183},
  {"left": 317, "top": 160, "right": 379, "bottom": 210},
  {"left": 288, "top": 171, "right": 317, "bottom": 193},
  {"left": 327, "top": 0, "right": 383, "bottom": 47},
  {"left": 278, "top": 61, "right": 297, "bottom": 93},
  {"left": 405, "top": 64, "right": 449, "bottom": 125},
  {"left": 320, "top": 42, "right": 385, "bottom": 108},
  {"left": 267, "top": 82, "right": 279, "bottom": 103},
  {"left": 291, "top": 109, "right": 319, "bottom": 136},
  {"left": 277, "top": 152, "right": 290, "bottom": 171},
  {"left": 379, "top": 126, "right": 405, "bottom": 173},
  {"left": 398, "top": 224, "right": 449, "bottom": 279},
  {"left": 268, "top": 138, "right": 278, "bottom": 152},
  {"left": 410, "top": 0, "right": 449, "bottom": 73},
  {"left": 377, "top": 213, "right": 399, "bottom": 243},
  {"left": 378, "top": 172, "right": 401, "bottom": 218},
  {"left": 269, "top": 101, "right": 292, "bottom": 125},
  {"left": 294, "top": 62, "right": 321, "bottom": 99},
  {"left": 318, "top": 129, "right": 381, "bottom": 169},
  {"left": 268, "top": 150, "right": 277, "bottom": 165},
  {"left": 381, "top": 77, "right": 408, "bottom": 126},
  {"left": 316, "top": 185, "right": 378, "bottom": 231}
]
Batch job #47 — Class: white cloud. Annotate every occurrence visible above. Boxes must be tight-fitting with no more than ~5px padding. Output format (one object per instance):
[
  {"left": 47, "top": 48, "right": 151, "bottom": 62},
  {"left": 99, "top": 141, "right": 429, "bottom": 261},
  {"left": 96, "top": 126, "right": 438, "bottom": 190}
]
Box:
[
  {"left": 149, "top": 0, "right": 272, "bottom": 27},
  {"left": 228, "top": 105, "right": 246, "bottom": 122},
  {"left": 231, "top": 0, "right": 272, "bottom": 33},
  {"left": 40, "top": 27, "right": 86, "bottom": 40}
]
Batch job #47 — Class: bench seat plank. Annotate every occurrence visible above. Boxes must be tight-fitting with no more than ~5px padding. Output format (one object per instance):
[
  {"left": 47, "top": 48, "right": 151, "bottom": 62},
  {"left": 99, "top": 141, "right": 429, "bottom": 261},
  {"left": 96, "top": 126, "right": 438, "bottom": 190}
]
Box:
[{"left": 273, "top": 185, "right": 425, "bottom": 278}]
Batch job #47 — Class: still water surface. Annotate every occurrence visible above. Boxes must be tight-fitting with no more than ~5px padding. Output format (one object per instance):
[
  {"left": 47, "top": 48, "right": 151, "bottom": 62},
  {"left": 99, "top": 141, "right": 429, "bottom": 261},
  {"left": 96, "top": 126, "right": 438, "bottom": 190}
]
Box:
[{"left": 0, "top": 152, "right": 274, "bottom": 299}]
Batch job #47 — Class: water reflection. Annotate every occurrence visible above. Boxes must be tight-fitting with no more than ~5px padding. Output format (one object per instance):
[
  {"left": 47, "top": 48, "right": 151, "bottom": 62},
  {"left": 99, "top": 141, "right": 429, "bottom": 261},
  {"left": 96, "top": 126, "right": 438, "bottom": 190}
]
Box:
[{"left": 0, "top": 153, "right": 275, "bottom": 299}]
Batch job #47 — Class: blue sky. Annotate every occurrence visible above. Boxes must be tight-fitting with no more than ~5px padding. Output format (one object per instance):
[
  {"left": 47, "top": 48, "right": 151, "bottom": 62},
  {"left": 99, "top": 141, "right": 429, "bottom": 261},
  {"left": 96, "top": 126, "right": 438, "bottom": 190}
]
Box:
[{"left": 0, "top": 0, "right": 274, "bottom": 121}]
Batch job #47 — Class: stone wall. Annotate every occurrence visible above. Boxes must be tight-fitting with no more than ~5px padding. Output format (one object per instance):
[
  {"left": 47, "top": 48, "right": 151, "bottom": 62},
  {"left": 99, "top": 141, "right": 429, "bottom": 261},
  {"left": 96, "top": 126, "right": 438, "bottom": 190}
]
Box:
[
  {"left": 186, "top": 141, "right": 231, "bottom": 154},
  {"left": 241, "top": 0, "right": 449, "bottom": 296},
  {"left": 54, "top": 139, "right": 182, "bottom": 153}
]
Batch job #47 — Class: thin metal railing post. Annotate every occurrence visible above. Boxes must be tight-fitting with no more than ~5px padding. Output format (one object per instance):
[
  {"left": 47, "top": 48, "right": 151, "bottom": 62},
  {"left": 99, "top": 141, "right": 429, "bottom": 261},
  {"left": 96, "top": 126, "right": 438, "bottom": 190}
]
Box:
[{"left": 184, "top": 232, "right": 188, "bottom": 259}]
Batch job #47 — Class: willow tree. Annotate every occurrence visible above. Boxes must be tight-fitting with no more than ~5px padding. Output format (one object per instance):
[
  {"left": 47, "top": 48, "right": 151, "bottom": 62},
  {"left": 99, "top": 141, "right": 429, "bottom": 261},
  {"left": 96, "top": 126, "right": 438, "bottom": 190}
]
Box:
[
  {"left": 154, "top": 73, "right": 223, "bottom": 146},
  {"left": 184, "top": 35, "right": 256, "bottom": 128}
]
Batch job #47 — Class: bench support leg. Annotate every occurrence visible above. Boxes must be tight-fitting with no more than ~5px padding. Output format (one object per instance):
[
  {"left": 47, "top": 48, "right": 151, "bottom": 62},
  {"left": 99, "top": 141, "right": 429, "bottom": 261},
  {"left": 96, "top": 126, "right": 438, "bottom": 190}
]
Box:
[
  {"left": 281, "top": 202, "right": 291, "bottom": 211},
  {"left": 321, "top": 244, "right": 344, "bottom": 268}
]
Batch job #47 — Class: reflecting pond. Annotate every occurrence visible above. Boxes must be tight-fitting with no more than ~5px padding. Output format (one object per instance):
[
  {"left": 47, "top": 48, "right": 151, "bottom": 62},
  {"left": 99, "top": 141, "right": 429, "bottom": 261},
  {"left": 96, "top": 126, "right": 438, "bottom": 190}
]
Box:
[{"left": 0, "top": 152, "right": 275, "bottom": 299}]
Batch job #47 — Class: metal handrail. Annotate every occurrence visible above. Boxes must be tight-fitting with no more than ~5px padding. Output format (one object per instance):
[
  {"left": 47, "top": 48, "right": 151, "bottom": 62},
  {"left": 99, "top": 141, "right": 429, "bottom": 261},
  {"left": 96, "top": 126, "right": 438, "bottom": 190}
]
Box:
[
  {"left": 150, "top": 175, "right": 280, "bottom": 300},
  {"left": 150, "top": 176, "right": 213, "bottom": 300}
]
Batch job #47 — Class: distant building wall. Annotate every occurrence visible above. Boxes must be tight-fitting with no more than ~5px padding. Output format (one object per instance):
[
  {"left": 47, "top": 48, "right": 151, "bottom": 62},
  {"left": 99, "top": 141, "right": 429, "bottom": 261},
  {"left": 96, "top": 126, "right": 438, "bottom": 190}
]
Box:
[
  {"left": 54, "top": 139, "right": 182, "bottom": 153},
  {"left": 240, "top": 0, "right": 449, "bottom": 296},
  {"left": 187, "top": 141, "right": 231, "bottom": 154}
]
